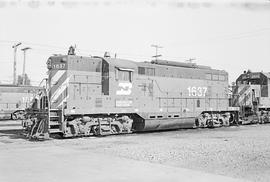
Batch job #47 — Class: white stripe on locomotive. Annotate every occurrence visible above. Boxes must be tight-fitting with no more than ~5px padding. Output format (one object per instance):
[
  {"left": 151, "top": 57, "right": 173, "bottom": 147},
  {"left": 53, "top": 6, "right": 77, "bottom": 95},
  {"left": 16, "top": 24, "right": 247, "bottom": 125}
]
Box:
[
  {"left": 50, "top": 70, "right": 65, "bottom": 85},
  {"left": 57, "top": 95, "right": 69, "bottom": 108},
  {"left": 50, "top": 77, "right": 70, "bottom": 103},
  {"left": 49, "top": 71, "right": 67, "bottom": 97}
]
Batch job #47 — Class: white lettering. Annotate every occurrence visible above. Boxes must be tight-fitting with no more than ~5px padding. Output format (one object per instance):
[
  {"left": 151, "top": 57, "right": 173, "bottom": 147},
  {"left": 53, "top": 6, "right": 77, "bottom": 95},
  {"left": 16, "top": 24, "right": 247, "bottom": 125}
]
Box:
[
  {"left": 116, "top": 82, "right": 132, "bottom": 95},
  {"left": 115, "top": 100, "right": 133, "bottom": 107},
  {"left": 187, "top": 86, "right": 207, "bottom": 97},
  {"left": 52, "top": 63, "right": 66, "bottom": 70}
]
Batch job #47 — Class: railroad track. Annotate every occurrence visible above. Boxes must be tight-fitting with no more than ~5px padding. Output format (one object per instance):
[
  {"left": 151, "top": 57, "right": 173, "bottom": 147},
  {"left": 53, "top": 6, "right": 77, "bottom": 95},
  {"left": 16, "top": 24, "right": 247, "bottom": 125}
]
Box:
[{"left": 0, "top": 120, "right": 22, "bottom": 130}]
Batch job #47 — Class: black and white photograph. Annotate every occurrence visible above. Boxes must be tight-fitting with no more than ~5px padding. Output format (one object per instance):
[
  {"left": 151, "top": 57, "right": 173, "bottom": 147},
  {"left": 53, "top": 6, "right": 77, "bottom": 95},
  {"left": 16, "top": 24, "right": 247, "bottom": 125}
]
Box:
[{"left": 0, "top": 0, "right": 270, "bottom": 181}]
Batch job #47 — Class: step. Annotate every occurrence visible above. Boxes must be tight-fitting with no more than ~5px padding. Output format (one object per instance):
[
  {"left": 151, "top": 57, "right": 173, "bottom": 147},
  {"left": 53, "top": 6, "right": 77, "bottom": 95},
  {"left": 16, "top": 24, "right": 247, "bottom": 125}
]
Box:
[
  {"left": 50, "top": 109, "right": 61, "bottom": 111},
  {"left": 49, "top": 128, "right": 62, "bottom": 133},
  {"left": 49, "top": 110, "right": 61, "bottom": 114},
  {"left": 50, "top": 116, "right": 59, "bottom": 118},
  {"left": 49, "top": 122, "right": 60, "bottom": 126},
  {"left": 98, "top": 131, "right": 112, "bottom": 136}
]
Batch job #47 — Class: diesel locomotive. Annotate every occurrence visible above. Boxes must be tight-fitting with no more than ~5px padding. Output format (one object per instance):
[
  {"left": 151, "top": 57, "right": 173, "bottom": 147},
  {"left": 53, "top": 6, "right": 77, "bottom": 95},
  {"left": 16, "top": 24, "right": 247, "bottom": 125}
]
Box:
[
  {"left": 231, "top": 71, "right": 270, "bottom": 124},
  {"left": 24, "top": 52, "right": 240, "bottom": 139}
]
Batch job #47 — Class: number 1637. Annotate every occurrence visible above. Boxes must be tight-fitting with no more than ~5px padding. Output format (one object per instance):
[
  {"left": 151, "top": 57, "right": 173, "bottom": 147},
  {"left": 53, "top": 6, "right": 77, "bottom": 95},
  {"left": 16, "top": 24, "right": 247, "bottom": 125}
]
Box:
[{"left": 187, "top": 87, "right": 207, "bottom": 97}]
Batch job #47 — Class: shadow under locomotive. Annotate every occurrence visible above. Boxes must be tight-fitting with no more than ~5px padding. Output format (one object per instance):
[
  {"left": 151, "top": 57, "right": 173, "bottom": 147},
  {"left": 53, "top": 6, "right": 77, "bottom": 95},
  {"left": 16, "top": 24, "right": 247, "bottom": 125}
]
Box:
[{"left": 0, "top": 129, "right": 26, "bottom": 140}]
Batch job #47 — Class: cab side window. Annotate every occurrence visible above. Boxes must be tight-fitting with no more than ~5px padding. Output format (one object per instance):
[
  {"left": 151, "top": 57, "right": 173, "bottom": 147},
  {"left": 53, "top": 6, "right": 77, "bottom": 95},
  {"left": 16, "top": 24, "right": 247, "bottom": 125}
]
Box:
[{"left": 116, "top": 69, "right": 132, "bottom": 82}]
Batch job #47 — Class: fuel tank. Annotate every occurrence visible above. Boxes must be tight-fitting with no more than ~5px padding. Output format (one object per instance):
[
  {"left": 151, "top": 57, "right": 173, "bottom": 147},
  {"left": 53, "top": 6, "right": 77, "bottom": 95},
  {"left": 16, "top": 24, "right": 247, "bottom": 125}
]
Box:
[{"left": 132, "top": 117, "right": 195, "bottom": 131}]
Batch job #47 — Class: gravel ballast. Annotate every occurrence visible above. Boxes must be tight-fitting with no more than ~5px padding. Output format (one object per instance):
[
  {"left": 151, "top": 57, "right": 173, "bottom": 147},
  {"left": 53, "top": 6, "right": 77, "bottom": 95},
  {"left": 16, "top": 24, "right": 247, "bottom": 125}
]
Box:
[{"left": 1, "top": 123, "right": 270, "bottom": 181}]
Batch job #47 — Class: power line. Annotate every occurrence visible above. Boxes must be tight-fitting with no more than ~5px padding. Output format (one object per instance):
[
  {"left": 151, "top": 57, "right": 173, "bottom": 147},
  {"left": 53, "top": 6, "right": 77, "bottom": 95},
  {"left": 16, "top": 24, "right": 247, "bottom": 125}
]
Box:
[
  {"left": 1, "top": 27, "right": 270, "bottom": 48},
  {"left": 0, "top": 27, "right": 269, "bottom": 64},
  {"left": 195, "top": 27, "right": 270, "bottom": 43},
  {"left": 0, "top": 79, "right": 45, "bottom": 83},
  {"left": 0, "top": 40, "right": 173, "bottom": 60},
  {"left": 0, "top": 60, "right": 13, "bottom": 63}
]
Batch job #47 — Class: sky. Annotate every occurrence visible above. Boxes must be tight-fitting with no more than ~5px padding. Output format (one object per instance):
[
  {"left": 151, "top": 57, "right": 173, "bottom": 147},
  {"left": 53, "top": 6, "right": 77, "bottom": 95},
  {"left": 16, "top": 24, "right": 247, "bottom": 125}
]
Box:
[{"left": 0, "top": 0, "right": 270, "bottom": 85}]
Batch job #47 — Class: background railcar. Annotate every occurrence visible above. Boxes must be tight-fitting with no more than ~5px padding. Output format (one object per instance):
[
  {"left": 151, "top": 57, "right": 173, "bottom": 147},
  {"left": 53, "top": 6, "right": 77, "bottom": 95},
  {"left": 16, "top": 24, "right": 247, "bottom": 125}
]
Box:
[
  {"left": 25, "top": 54, "right": 239, "bottom": 138},
  {"left": 0, "top": 84, "right": 40, "bottom": 120}
]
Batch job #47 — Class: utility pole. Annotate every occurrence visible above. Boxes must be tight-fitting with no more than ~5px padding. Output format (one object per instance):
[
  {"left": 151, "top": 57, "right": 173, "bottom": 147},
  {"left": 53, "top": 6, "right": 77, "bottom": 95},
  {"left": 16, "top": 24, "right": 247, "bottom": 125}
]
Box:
[
  {"left": 186, "top": 58, "right": 196, "bottom": 63},
  {"left": 151, "top": 44, "right": 162, "bottom": 61},
  {"left": 12, "top": 42, "right": 22, "bottom": 85},
  {"left": 21, "top": 47, "right": 31, "bottom": 85}
]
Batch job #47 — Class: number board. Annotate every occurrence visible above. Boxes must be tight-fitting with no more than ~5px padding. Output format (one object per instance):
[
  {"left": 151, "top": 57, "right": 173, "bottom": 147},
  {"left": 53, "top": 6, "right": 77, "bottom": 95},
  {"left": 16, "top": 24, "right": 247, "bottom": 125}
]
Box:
[{"left": 51, "top": 62, "right": 67, "bottom": 70}]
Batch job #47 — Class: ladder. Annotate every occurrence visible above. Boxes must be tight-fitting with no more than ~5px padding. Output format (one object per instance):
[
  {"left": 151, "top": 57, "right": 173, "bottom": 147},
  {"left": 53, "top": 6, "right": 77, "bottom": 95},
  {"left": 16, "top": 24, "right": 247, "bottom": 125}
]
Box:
[{"left": 48, "top": 109, "right": 62, "bottom": 134}]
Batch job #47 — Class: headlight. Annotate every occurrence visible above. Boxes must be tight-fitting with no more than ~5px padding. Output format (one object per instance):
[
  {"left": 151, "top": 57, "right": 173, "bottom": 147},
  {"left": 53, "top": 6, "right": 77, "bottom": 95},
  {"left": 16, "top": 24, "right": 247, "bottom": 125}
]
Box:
[
  {"left": 46, "top": 58, "right": 52, "bottom": 69},
  {"left": 61, "top": 57, "right": 67, "bottom": 62}
]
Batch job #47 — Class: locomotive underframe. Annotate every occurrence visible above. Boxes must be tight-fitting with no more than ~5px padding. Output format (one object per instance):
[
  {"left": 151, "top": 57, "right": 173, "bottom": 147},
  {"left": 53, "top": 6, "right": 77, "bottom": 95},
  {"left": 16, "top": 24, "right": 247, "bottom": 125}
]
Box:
[
  {"left": 240, "top": 105, "right": 270, "bottom": 124},
  {"left": 195, "top": 110, "right": 239, "bottom": 128},
  {"left": 23, "top": 108, "right": 240, "bottom": 139}
]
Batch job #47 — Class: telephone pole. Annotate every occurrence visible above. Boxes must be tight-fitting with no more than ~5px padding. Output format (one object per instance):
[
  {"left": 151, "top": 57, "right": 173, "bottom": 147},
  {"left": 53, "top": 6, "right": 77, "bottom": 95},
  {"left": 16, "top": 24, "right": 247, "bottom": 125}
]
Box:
[
  {"left": 12, "top": 42, "right": 22, "bottom": 85},
  {"left": 21, "top": 47, "right": 31, "bottom": 85},
  {"left": 186, "top": 58, "right": 196, "bottom": 63},
  {"left": 151, "top": 44, "right": 162, "bottom": 61}
]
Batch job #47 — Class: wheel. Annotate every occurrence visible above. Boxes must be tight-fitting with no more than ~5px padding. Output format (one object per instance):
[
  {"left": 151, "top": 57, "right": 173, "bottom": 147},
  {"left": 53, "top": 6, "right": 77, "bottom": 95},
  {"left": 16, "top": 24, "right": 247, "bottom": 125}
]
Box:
[
  {"left": 11, "top": 113, "right": 18, "bottom": 120},
  {"left": 207, "top": 120, "right": 214, "bottom": 128},
  {"left": 17, "top": 111, "right": 26, "bottom": 120},
  {"left": 195, "top": 118, "right": 199, "bottom": 127}
]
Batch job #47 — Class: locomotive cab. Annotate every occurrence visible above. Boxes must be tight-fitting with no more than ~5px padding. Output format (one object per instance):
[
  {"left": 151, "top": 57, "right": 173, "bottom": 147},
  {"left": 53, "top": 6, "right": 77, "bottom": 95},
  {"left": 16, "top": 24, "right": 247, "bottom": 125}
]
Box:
[{"left": 233, "top": 71, "right": 270, "bottom": 123}]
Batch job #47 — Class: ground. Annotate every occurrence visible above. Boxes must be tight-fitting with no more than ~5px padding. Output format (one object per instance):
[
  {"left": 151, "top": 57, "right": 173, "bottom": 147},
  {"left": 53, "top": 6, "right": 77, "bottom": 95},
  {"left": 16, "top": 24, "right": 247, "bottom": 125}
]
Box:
[{"left": 0, "top": 120, "right": 270, "bottom": 182}]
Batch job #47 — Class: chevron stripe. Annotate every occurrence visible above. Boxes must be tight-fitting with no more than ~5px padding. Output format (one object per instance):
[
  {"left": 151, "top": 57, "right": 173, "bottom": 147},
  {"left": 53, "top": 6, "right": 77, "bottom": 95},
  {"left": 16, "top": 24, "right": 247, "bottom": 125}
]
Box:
[
  {"left": 50, "top": 77, "right": 70, "bottom": 104},
  {"left": 50, "top": 87, "right": 69, "bottom": 109},
  {"left": 57, "top": 95, "right": 69, "bottom": 109},
  {"left": 49, "top": 69, "right": 58, "bottom": 80},
  {"left": 50, "top": 71, "right": 67, "bottom": 98},
  {"left": 50, "top": 70, "right": 65, "bottom": 86}
]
